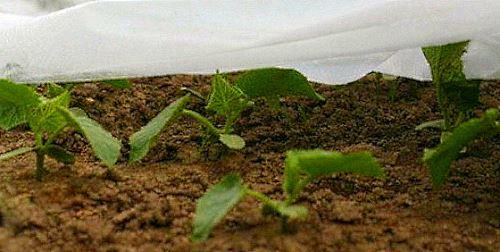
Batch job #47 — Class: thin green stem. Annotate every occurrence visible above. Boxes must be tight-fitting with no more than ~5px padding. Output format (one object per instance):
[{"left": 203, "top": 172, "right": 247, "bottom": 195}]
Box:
[
  {"left": 245, "top": 188, "right": 274, "bottom": 205},
  {"left": 182, "top": 109, "right": 221, "bottom": 136}
]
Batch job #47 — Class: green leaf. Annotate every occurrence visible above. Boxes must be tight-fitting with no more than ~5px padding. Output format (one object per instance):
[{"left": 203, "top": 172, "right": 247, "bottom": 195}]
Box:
[
  {"left": 422, "top": 41, "right": 480, "bottom": 126},
  {"left": 58, "top": 107, "right": 121, "bottom": 167},
  {"left": 219, "top": 134, "right": 245, "bottom": 150},
  {"left": 206, "top": 73, "right": 248, "bottom": 127},
  {"left": 44, "top": 145, "right": 75, "bottom": 165},
  {"left": 32, "top": 91, "right": 71, "bottom": 137},
  {"left": 424, "top": 108, "right": 499, "bottom": 188},
  {"left": 101, "top": 79, "right": 133, "bottom": 89},
  {"left": 415, "top": 119, "right": 445, "bottom": 131},
  {"left": 422, "top": 41, "right": 469, "bottom": 85},
  {"left": 235, "top": 68, "right": 324, "bottom": 108},
  {"left": 129, "top": 95, "right": 190, "bottom": 162},
  {"left": 0, "top": 147, "right": 34, "bottom": 161},
  {"left": 283, "top": 151, "right": 302, "bottom": 201},
  {"left": 294, "top": 150, "right": 385, "bottom": 178},
  {"left": 0, "top": 79, "right": 41, "bottom": 130},
  {"left": 191, "top": 174, "right": 246, "bottom": 242}
]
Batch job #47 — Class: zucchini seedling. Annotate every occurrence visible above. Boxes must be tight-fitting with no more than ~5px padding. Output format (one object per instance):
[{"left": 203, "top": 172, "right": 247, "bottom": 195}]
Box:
[
  {"left": 423, "top": 108, "right": 499, "bottom": 188},
  {"left": 419, "top": 41, "right": 480, "bottom": 134},
  {"left": 191, "top": 150, "right": 385, "bottom": 242},
  {"left": 0, "top": 79, "right": 121, "bottom": 180},
  {"left": 418, "top": 41, "right": 499, "bottom": 188},
  {"left": 129, "top": 68, "right": 324, "bottom": 162}
]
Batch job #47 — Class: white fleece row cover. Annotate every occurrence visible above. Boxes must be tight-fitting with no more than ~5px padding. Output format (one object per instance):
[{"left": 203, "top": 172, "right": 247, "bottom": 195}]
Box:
[{"left": 0, "top": 0, "right": 499, "bottom": 84}]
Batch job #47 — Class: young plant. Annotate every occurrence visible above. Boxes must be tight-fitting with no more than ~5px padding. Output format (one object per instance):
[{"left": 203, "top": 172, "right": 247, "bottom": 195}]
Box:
[
  {"left": 0, "top": 79, "right": 121, "bottom": 180},
  {"left": 129, "top": 68, "right": 324, "bottom": 162},
  {"left": 420, "top": 41, "right": 480, "bottom": 132},
  {"left": 190, "top": 150, "right": 385, "bottom": 242},
  {"left": 423, "top": 108, "right": 499, "bottom": 188},
  {"left": 419, "top": 41, "right": 498, "bottom": 187}
]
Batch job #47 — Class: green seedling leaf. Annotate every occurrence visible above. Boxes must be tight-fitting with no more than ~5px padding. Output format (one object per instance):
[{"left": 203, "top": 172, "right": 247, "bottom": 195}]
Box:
[
  {"left": 415, "top": 119, "right": 445, "bottom": 131},
  {"left": 58, "top": 107, "right": 121, "bottom": 167},
  {"left": 0, "top": 79, "right": 41, "bottom": 130},
  {"left": 191, "top": 174, "right": 246, "bottom": 242},
  {"left": 235, "top": 68, "right": 324, "bottom": 108},
  {"left": 0, "top": 147, "right": 34, "bottom": 161},
  {"left": 206, "top": 73, "right": 248, "bottom": 127},
  {"left": 129, "top": 94, "right": 191, "bottom": 162},
  {"left": 422, "top": 41, "right": 479, "bottom": 129},
  {"left": 424, "top": 108, "right": 499, "bottom": 188},
  {"left": 32, "top": 91, "right": 71, "bottom": 137},
  {"left": 219, "top": 134, "right": 245, "bottom": 150},
  {"left": 101, "top": 79, "right": 133, "bottom": 89},
  {"left": 44, "top": 145, "right": 75, "bottom": 165},
  {"left": 423, "top": 41, "right": 469, "bottom": 85},
  {"left": 295, "top": 150, "right": 384, "bottom": 178},
  {"left": 284, "top": 150, "right": 384, "bottom": 202},
  {"left": 283, "top": 151, "right": 302, "bottom": 201}
]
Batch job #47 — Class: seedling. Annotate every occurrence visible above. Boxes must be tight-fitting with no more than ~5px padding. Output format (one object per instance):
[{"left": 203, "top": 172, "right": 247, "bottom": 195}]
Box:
[
  {"left": 420, "top": 41, "right": 480, "bottom": 132},
  {"left": 129, "top": 68, "right": 324, "bottom": 162},
  {"left": 0, "top": 79, "right": 121, "bottom": 180},
  {"left": 191, "top": 150, "right": 385, "bottom": 242},
  {"left": 423, "top": 108, "right": 499, "bottom": 188},
  {"left": 418, "top": 41, "right": 499, "bottom": 188}
]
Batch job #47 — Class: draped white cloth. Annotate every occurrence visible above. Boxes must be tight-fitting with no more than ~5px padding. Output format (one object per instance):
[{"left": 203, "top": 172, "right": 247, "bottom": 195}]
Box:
[{"left": 0, "top": 0, "right": 499, "bottom": 84}]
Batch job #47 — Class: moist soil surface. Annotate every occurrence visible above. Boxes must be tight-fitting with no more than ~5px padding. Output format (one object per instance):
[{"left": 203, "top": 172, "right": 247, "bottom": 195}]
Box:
[{"left": 0, "top": 74, "right": 498, "bottom": 252}]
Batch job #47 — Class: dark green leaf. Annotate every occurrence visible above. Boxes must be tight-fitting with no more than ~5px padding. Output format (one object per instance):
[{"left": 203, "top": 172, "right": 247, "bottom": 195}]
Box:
[
  {"left": 44, "top": 145, "right": 75, "bottom": 165},
  {"left": 0, "top": 79, "right": 41, "bottom": 130},
  {"left": 101, "top": 79, "right": 133, "bottom": 89},
  {"left": 235, "top": 68, "right": 324, "bottom": 108},
  {"left": 0, "top": 147, "right": 34, "bottom": 161},
  {"left": 191, "top": 174, "right": 246, "bottom": 242},
  {"left": 58, "top": 107, "right": 121, "bottom": 167},
  {"left": 219, "top": 134, "right": 245, "bottom": 150},
  {"left": 129, "top": 95, "right": 190, "bottom": 162},
  {"left": 424, "top": 108, "right": 499, "bottom": 188}
]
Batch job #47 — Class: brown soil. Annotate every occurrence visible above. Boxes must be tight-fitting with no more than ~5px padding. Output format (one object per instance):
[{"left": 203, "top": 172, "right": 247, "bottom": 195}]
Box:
[{"left": 0, "top": 74, "right": 498, "bottom": 252}]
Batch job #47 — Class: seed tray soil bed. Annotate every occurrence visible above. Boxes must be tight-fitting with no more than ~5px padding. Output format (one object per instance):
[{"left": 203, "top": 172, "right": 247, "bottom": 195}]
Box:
[{"left": 0, "top": 75, "right": 498, "bottom": 251}]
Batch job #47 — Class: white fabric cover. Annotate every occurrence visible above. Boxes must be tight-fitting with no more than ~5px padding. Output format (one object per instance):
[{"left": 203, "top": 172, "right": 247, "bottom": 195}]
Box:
[{"left": 0, "top": 0, "right": 499, "bottom": 84}]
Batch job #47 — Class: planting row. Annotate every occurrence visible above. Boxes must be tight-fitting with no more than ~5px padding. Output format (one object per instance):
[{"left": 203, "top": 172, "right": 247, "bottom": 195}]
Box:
[{"left": 0, "top": 41, "right": 498, "bottom": 241}]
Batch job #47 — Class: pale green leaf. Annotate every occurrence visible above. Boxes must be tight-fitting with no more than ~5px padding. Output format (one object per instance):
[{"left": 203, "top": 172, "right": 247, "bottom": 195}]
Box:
[
  {"left": 129, "top": 95, "right": 190, "bottom": 162},
  {"left": 219, "top": 134, "right": 245, "bottom": 150},
  {"left": 191, "top": 174, "right": 246, "bottom": 242},
  {"left": 0, "top": 147, "right": 34, "bottom": 161},
  {"left": 58, "top": 107, "right": 121, "bottom": 167},
  {"left": 206, "top": 73, "right": 248, "bottom": 125}
]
